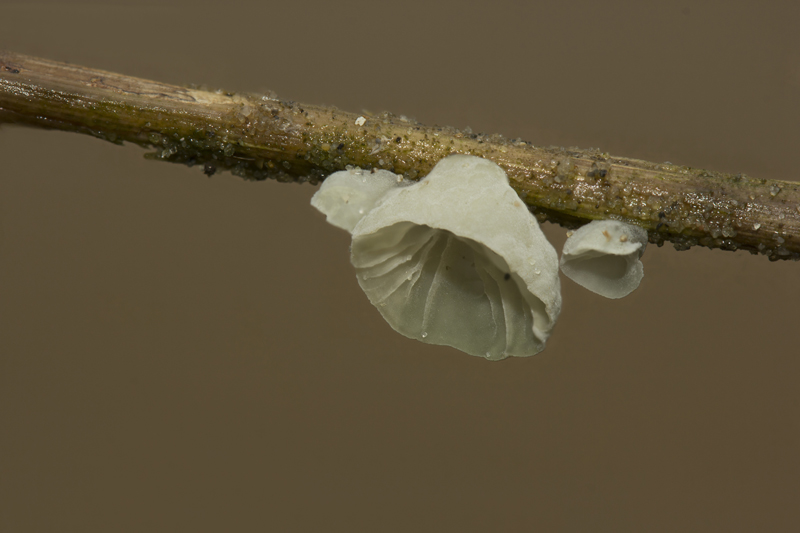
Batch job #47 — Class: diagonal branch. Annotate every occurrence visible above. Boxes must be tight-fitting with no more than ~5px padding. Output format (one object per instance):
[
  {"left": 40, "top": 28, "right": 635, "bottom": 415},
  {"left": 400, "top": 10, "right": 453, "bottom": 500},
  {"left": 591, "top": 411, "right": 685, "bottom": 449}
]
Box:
[{"left": 1, "top": 51, "right": 798, "bottom": 260}]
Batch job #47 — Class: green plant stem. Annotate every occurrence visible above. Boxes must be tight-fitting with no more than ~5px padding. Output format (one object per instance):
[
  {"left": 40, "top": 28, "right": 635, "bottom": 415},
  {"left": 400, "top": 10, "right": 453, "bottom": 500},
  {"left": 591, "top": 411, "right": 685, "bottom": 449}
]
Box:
[{"left": 1, "top": 51, "right": 798, "bottom": 260}]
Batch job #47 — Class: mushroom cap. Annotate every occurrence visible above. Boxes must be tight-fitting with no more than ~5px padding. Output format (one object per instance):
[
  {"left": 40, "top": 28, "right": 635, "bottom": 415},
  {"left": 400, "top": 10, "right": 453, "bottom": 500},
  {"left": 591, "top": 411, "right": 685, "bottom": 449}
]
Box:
[
  {"left": 310, "top": 168, "right": 403, "bottom": 232},
  {"left": 350, "top": 155, "right": 561, "bottom": 360},
  {"left": 560, "top": 219, "right": 648, "bottom": 299}
]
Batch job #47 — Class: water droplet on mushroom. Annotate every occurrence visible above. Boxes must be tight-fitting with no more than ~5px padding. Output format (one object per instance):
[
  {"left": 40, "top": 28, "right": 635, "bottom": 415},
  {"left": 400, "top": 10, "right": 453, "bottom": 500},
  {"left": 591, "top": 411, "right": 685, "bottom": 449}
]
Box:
[{"left": 421, "top": 332, "right": 428, "bottom": 338}]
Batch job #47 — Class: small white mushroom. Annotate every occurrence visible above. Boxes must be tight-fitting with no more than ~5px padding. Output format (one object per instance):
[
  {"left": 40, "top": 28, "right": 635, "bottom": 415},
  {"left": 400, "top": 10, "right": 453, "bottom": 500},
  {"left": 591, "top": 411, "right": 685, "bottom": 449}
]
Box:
[
  {"left": 348, "top": 155, "right": 561, "bottom": 360},
  {"left": 310, "top": 168, "right": 404, "bottom": 232},
  {"left": 560, "top": 219, "right": 648, "bottom": 299}
]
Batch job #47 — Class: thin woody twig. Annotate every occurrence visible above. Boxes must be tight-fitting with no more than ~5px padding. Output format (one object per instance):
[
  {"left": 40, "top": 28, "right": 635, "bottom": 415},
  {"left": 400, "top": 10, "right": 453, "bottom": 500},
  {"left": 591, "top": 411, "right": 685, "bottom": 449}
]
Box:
[{"left": 1, "top": 51, "right": 798, "bottom": 260}]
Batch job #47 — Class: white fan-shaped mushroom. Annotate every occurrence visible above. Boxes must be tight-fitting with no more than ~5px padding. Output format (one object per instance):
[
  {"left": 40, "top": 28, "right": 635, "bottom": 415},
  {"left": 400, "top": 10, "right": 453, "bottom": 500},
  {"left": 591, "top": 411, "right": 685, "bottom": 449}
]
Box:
[
  {"left": 349, "top": 155, "right": 561, "bottom": 360},
  {"left": 560, "top": 219, "right": 648, "bottom": 299},
  {"left": 310, "top": 168, "right": 404, "bottom": 232}
]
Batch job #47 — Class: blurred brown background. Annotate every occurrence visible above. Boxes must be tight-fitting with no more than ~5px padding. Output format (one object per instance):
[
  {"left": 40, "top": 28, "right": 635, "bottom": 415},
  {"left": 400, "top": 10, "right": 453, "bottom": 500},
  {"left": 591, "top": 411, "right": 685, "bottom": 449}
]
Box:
[{"left": 1, "top": 1, "right": 799, "bottom": 531}]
